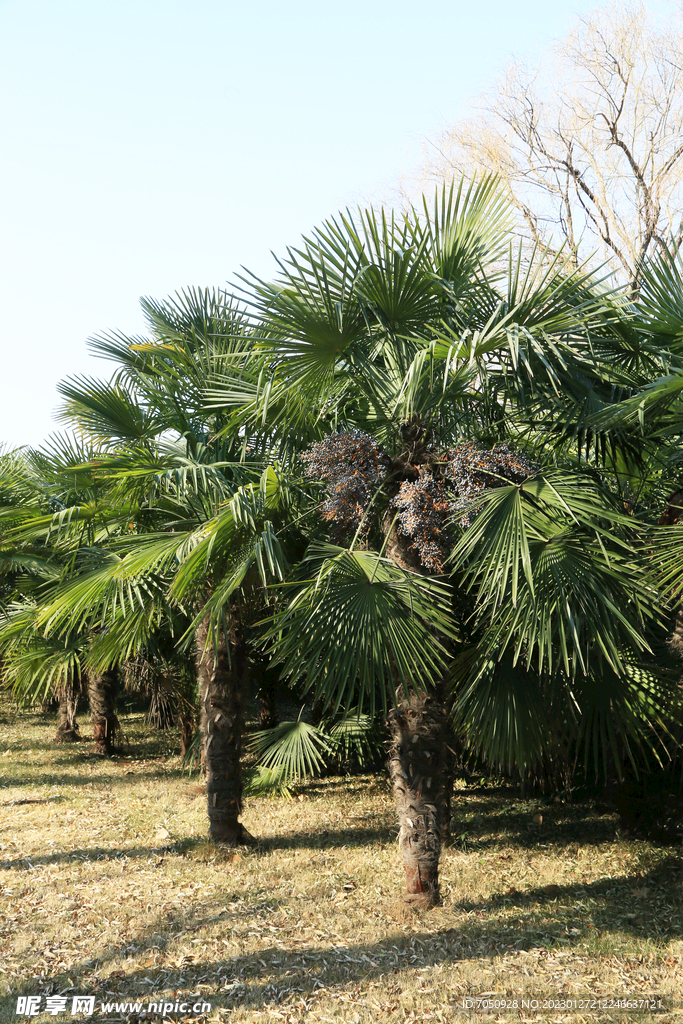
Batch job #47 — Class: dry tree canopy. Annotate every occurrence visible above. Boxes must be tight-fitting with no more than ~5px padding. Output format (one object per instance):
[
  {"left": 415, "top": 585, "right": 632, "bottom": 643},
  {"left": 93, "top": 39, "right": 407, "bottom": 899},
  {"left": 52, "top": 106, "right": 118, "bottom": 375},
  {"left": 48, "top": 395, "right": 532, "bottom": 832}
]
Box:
[{"left": 420, "top": 2, "right": 683, "bottom": 289}]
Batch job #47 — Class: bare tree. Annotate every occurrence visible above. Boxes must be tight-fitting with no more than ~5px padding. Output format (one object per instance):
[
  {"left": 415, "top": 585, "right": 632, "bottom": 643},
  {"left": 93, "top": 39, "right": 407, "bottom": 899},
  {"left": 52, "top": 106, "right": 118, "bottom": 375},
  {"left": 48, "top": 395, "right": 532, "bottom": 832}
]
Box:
[{"left": 420, "top": 3, "right": 683, "bottom": 289}]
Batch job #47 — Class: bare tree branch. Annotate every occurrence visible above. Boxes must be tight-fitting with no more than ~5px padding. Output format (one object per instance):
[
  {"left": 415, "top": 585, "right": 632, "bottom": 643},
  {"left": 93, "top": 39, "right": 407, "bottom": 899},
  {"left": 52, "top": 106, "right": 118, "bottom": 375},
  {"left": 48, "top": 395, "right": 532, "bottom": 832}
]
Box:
[{"left": 416, "top": 2, "right": 683, "bottom": 288}]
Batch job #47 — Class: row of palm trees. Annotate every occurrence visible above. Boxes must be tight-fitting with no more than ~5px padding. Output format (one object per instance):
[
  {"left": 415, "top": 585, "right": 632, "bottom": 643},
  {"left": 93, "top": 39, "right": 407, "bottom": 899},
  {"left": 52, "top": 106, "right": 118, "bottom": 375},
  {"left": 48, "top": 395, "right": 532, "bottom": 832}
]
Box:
[{"left": 2, "top": 177, "right": 683, "bottom": 906}]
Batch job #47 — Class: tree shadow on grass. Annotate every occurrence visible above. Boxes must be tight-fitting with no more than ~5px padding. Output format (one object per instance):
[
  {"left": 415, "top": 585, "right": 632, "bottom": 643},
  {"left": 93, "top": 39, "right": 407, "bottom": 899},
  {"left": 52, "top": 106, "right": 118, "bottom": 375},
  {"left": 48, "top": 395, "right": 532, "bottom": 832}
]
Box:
[
  {"left": 0, "top": 796, "right": 653, "bottom": 871},
  {"left": 1, "top": 714, "right": 183, "bottom": 760},
  {"left": 0, "top": 821, "right": 397, "bottom": 869},
  {"left": 253, "top": 823, "right": 396, "bottom": 852},
  {"left": 0, "top": 842, "right": 190, "bottom": 871},
  {"left": 0, "top": 766, "right": 191, "bottom": 791},
  {"left": 450, "top": 800, "right": 626, "bottom": 852},
  {"left": 250, "top": 799, "right": 623, "bottom": 855},
  {"left": 0, "top": 795, "right": 66, "bottom": 807},
  {"left": 452, "top": 850, "right": 682, "bottom": 915},
  {"left": 3, "top": 854, "right": 681, "bottom": 1017}
]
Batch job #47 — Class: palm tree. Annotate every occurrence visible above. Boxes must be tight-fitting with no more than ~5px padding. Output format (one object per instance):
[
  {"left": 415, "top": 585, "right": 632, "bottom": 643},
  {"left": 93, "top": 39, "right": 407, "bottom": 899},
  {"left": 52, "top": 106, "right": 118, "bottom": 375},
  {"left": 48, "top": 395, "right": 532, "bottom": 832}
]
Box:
[
  {"left": 0, "top": 443, "right": 101, "bottom": 747},
  {"left": 35, "top": 289, "right": 299, "bottom": 842},
  {"left": 1, "top": 434, "right": 136, "bottom": 753},
  {"left": 589, "top": 244, "right": 683, "bottom": 654},
  {"left": 212, "top": 177, "right": 679, "bottom": 903},
  {"left": 10, "top": 181, "right": 682, "bottom": 891}
]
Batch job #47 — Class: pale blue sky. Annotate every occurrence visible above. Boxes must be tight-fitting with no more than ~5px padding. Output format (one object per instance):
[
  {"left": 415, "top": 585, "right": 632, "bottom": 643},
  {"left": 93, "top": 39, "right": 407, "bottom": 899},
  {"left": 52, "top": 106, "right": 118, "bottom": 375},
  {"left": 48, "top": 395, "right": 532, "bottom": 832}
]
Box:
[{"left": 0, "top": 0, "right": 646, "bottom": 446}]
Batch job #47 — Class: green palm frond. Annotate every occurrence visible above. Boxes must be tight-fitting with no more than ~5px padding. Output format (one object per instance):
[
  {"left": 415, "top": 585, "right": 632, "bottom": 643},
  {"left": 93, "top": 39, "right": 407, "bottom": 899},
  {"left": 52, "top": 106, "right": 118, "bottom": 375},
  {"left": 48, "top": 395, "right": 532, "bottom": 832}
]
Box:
[
  {"left": 57, "top": 377, "right": 163, "bottom": 445},
  {"left": 430, "top": 248, "right": 606, "bottom": 382},
  {"left": 139, "top": 286, "right": 247, "bottom": 346},
  {"left": 0, "top": 604, "right": 87, "bottom": 706},
  {"left": 451, "top": 644, "right": 681, "bottom": 778},
  {"left": 575, "top": 245, "right": 683, "bottom": 442},
  {"left": 86, "top": 600, "right": 168, "bottom": 671},
  {"left": 170, "top": 471, "right": 291, "bottom": 611},
  {"left": 230, "top": 179, "right": 517, "bottom": 432},
  {"left": 248, "top": 718, "right": 331, "bottom": 784},
  {"left": 239, "top": 239, "right": 367, "bottom": 392},
  {"left": 418, "top": 175, "right": 513, "bottom": 288},
  {"left": 243, "top": 764, "right": 294, "bottom": 799},
  {"left": 571, "top": 654, "right": 681, "bottom": 779},
  {"left": 264, "top": 543, "right": 456, "bottom": 716},
  {"left": 37, "top": 544, "right": 174, "bottom": 638},
  {"left": 325, "top": 711, "right": 386, "bottom": 768},
  {"left": 450, "top": 472, "right": 660, "bottom": 677},
  {"left": 650, "top": 521, "right": 683, "bottom": 599},
  {"left": 88, "top": 443, "right": 245, "bottom": 506},
  {"left": 589, "top": 369, "right": 683, "bottom": 438},
  {"left": 636, "top": 242, "right": 683, "bottom": 348},
  {"left": 182, "top": 525, "right": 287, "bottom": 640},
  {"left": 450, "top": 648, "right": 558, "bottom": 772},
  {"left": 339, "top": 206, "right": 437, "bottom": 342}
]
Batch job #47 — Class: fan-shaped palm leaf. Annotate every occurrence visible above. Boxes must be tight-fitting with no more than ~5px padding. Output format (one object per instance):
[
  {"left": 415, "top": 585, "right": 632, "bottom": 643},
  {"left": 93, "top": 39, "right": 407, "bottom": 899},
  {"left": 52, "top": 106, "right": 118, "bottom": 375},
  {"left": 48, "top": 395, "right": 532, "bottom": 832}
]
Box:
[
  {"left": 264, "top": 543, "right": 456, "bottom": 716},
  {"left": 248, "top": 718, "right": 332, "bottom": 784}
]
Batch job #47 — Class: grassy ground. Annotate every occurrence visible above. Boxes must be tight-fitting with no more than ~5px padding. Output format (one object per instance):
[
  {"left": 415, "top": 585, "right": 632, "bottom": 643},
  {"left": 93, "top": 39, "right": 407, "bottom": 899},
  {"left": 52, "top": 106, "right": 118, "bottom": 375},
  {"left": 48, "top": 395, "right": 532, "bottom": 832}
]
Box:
[{"left": 1, "top": 711, "right": 682, "bottom": 1024}]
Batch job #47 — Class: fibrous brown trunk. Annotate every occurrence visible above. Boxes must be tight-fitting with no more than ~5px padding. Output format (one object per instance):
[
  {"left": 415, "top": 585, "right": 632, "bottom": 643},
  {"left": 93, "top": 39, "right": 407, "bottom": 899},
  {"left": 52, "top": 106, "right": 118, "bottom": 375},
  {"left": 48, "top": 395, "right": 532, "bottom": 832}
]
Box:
[
  {"left": 54, "top": 677, "right": 81, "bottom": 743},
  {"left": 178, "top": 661, "right": 197, "bottom": 757},
  {"left": 87, "top": 668, "right": 120, "bottom": 755},
  {"left": 388, "top": 691, "right": 448, "bottom": 908},
  {"left": 658, "top": 490, "right": 683, "bottom": 527},
  {"left": 383, "top": 507, "right": 450, "bottom": 907},
  {"left": 179, "top": 714, "right": 195, "bottom": 759},
  {"left": 196, "top": 615, "right": 255, "bottom": 846}
]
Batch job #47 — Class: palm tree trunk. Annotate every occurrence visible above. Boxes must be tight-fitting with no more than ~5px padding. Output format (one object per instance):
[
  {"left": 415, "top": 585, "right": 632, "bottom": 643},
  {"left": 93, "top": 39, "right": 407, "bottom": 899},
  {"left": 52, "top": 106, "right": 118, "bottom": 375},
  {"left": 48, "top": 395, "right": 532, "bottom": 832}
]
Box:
[
  {"left": 382, "top": 517, "right": 450, "bottom": 907},
  {"left": 195, "top": 616, "right": 255, "bottom": 846},
  {"left": 54, "top": 676, "right": 81, "bottom": 743},
  {"left": 179, "top": 715, "right": 195, "bottom": 758},
  {"left": 87, "top": 668, "right": 120, "bottom": 755},
  {"left": 388, "top": 691, "right": 448, "bottom": 908},
  {"left": 178, "top": 659, "right": 197, "bottom": 758}
]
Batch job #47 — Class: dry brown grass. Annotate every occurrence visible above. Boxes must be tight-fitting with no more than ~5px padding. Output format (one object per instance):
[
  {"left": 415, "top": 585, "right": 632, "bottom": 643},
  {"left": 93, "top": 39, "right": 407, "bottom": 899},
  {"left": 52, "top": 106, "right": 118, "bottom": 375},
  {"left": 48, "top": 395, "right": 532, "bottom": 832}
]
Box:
[{"left": 1, "top": 710, "right": 682, "bottom": 1023}]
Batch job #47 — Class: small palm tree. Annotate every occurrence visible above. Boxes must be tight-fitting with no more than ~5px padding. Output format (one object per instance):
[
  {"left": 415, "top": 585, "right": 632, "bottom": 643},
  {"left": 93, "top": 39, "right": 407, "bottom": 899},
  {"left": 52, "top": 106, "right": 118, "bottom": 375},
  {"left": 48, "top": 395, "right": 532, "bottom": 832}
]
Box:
[
  {"left": 35, "top": 290, "right": 298, "bottom": 843},
  {"left": 0, "top": 439, "right": 124, "bottom": 751}
]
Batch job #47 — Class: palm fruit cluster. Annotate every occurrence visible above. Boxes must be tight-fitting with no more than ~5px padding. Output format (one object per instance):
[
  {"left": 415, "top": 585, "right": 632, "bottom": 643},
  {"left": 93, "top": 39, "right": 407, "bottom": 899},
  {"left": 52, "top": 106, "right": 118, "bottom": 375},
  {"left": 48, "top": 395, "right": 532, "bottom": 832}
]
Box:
[
  {"left": 392, "top": 475, "right": 452, "bottom": 572},
  {"left": 301, "top": 429, "right": 389, "bottom": 536},
  {"left": 303, "top": 431, "right": 533, "bottom": 568},
  {"left": 448, "top": 441, "right": 535, "bottom": 526}
]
